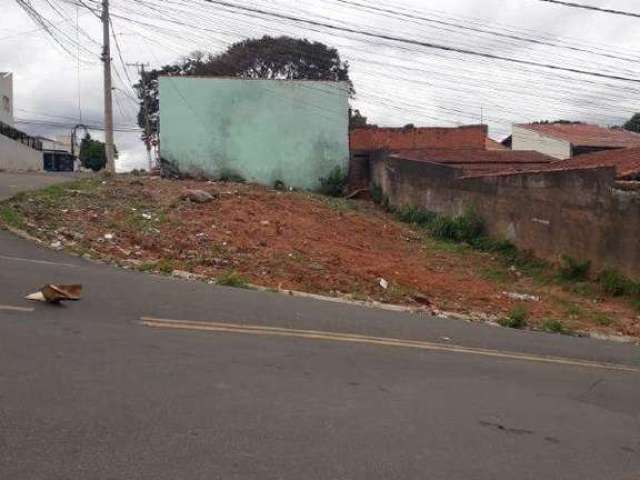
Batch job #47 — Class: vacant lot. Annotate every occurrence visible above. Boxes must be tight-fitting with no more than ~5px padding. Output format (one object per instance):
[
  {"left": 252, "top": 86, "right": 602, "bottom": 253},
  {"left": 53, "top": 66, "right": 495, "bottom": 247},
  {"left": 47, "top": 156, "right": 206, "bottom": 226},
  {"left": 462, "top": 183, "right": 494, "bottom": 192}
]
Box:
[{"left": 1, "top": 175, "right": 639, "bottom": 339}]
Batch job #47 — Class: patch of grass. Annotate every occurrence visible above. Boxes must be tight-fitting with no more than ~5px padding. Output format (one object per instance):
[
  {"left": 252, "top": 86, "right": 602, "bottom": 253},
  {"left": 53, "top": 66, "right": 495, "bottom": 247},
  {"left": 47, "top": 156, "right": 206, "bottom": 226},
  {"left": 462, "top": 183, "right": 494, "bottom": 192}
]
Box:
[
  {"left": 156, "top": 259, "right": 175, "bottom": 274},
  {"left": 599, "top": 269, "right": 640, "bottom": 297},
  {"left": 0, "top": 206, "right": 25, "bottom": 229},
  {"left": 563, "top": 301, "right": 585, "bottom": 319},
  {"left": 498, "top": 305, "right": 528, "bottom": 329},
  {"left": 395, "top": 205, "right": 437, "bottom": 226},
  {"left": 318, "top": 166, "right": 347, "bottom": 198},
  {"left": 324, "top": 197, "right": 354, "bottom": 213},
  {"left": 542, "top": 319, "right": 572, "bottom": 334},
  {"left": 592, "top": 313, "right": 614, "bottom": 327},
  {"left": 480, "top": 265, "right": 511, "bottom": 283},
  {"left": 632, "top": 298, "right": 640, "bottom": 313},
  {"left": 217, "top": 270, "right": 251, "bottom": 288},
  {"left": 218, "top": 170, "right": 246, "bottom": 183},
  {"left": 558, "top": 255, "right": 591, "bottom": 282}
]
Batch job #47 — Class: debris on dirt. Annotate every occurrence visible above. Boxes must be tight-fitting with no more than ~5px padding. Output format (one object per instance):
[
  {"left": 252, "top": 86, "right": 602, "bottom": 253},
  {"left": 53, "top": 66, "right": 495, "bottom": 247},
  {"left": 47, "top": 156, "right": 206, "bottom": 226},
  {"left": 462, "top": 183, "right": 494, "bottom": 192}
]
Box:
[
  {"left": 50, "top": 240, "right": 63, "bottom": 250},
  {"left": 379, "top": 278, "right": 389, "bottom": 290},
  {"left": 104, "top": 233, "right": 114, "bottom": 240},
  {"left": 181, "top": 189, "right": 215, "bottom": 203},
  {"left": 412, "top": 294, "right": 432, "bottom": 307},
  {"left": 172, "top": 270, "right": 202, "bottom": 280},
  {"left": 26, "top": 284, "right": 82, "bottom": 303},
  {"left": 503, "top": 291, "right": 541, "bottom": 302}
]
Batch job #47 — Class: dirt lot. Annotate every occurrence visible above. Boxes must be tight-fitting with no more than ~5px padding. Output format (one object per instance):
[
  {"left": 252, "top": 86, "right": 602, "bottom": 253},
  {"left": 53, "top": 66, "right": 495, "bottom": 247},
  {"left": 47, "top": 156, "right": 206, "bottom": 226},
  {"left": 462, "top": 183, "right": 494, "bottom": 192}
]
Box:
[{"left": 1, "top": 175, "right": 639, "bottom": 339}]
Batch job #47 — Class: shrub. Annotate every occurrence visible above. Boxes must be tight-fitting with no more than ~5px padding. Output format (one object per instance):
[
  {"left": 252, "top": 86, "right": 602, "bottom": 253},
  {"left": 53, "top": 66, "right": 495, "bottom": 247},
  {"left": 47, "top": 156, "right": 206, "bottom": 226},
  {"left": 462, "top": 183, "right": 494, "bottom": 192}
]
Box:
[
  {"left": 273, "top": 180, "right": 286, "bottom": 191},
  {"left": 499, "top": 305, "right": 528, "bottom": 329},
  {"left": 395, "top": 205, "right": 436, "bottom": 226},
  {"left": 319, "top": 166, "right": 347, "bottom": 197},
  {"left": 370, "top": 183, "right": 384, "bottom": 204},
  {"left": 430, "top": 208, "right": 485, "bottom": 243},
  {"left": 542, "top": 319, "right": 571, "bottom": 334},
  {"left": 559, "top": 255, "right": 591, "bottom": 282},
  {"left": 219, "top": 170, "right": 246, "bottom": 183},
  {"left": 217, "top": 270, "right": 251, "bottom": 288},
  {"left": 598, "top": 269, "right": 637, "bottom": 297}
]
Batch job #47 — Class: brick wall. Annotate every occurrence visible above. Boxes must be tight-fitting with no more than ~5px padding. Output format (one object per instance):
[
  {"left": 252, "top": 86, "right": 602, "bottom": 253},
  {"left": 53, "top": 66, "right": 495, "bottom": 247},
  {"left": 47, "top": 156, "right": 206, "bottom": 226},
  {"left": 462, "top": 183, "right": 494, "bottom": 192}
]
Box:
[
  {"left": 350, "top": 125, "right": 488, "bottom": 151},
  {"left": 371, "top": 154, "right": 640, "bottom": 278}
]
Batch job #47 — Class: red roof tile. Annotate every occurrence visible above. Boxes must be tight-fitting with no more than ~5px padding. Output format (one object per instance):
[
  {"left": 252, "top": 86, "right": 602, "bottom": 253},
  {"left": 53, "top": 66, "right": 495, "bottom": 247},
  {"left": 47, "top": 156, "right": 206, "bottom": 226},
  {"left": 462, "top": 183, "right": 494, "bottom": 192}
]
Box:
[
  {"left": 546, "top": 147, "right": 640, "bottom": 179},
  {"left": 392, "top": 149, "right": 555, "bottom": 174},
  {"left": 517, "top": 123, "right": 640, "bottom": 148}
]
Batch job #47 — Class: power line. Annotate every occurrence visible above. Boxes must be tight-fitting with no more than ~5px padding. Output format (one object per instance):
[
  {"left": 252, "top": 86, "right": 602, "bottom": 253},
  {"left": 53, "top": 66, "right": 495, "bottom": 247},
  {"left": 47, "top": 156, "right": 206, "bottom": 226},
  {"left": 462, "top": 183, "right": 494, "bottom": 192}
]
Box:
[
  {"left": 537, "top": 0, "right": 640, "bottom": 18},
  {"left": 197, "top": 0, "right": 640, "bottom": 84}
]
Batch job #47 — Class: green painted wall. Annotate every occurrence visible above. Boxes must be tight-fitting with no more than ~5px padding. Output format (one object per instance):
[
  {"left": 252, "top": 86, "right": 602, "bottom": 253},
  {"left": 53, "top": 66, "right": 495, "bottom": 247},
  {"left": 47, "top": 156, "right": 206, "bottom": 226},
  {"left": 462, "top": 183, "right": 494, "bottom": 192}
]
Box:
[{"left": 159, "top": 78, "right": 350, "bottom": 190}]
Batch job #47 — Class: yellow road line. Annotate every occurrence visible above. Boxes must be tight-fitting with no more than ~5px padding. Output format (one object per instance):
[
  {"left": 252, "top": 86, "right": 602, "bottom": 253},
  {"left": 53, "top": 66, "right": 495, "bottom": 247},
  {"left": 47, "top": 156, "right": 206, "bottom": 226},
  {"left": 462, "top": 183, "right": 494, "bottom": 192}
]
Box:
[
  {"left": 140, "top": 317, "right": 640, "bottom": 373},
  {"left": 0, "top": 304, "right": 35, "bottom": 313}
]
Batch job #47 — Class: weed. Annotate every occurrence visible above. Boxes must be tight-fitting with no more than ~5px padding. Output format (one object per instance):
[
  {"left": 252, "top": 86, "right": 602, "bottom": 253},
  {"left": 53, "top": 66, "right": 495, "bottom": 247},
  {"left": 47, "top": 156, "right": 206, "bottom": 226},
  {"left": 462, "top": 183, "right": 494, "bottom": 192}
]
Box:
[
  {"left": 219, "top": 170, "right": 246, "bottom": 183},
  {"left": 632, "top": 298, "right": 640, "bottom": 313},
  {"left": 0, "top": 206, "right": 25, "bottom": 229},
  {"left": 598, "top": 269, "right": 639, "bottom": 297},
  {"left": 273, "top": 180, "right": 286, "bottom": 191},
  {"left": 498, "top": 305, "right": 528, "bottom": 329},
  {"left": 217, "top": 270, "right": 251, "bottom": 288},
  {"left": 325, "top": 197, "right": 353, "bottom": 213},
  {"left": 481, "top": 266, "right": 510, "bottom": 283},
  {"left": 542, "top": 319, "right": 571, "bottom": 334},
  {"left": 395, "top": 205, "right": 436, "bottom": 226},
  {"left": 593, "top": 313, "right": 614, "bottom": 327},
  {"left": 563, "top": 302, "right": 585, "bottom": 319},
  {"left": 559, "top": 255, "right": 591, "bottom": 282},
  {"left": 318, "top": 167, "right": 347, "bottom": 198},
  {"left": 156, "top": 259, "right": 175, "bottom": 274}
]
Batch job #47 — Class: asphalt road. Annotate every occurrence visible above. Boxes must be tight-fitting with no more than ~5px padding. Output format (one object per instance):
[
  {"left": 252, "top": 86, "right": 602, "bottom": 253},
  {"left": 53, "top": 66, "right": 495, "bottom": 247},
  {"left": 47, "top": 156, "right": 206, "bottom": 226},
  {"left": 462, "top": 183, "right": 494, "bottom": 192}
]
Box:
[
  {"left": 0, "top": 171, "right": 80, "bottom": 201},
  {"left": 1, "top": 173, "right": 639, "bottom": 479}
]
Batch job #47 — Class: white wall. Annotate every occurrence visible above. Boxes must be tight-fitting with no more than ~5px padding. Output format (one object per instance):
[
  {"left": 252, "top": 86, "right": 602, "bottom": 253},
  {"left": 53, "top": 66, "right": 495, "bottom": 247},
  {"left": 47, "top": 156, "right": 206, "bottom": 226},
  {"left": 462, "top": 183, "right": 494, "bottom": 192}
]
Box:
[
  {"left": 0, "top": 73, "right": 14, "bottom": 127},
  {"left": 0, "top": 134, "right": 43, "bottom": 171},
  {"left": 512, "top": 125, "right": 571, "bottom": 160}
]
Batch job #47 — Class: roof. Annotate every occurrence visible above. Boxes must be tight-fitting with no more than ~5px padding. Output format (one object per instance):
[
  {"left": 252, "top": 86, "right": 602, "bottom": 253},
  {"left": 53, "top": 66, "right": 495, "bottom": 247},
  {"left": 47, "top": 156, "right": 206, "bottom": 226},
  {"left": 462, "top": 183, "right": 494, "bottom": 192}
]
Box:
[
  {"left": 546, "top": 147, "right": 640, "bottom": 179},
  {"left": 486, "top": 137, "right": 507, "bottom": 150},
  {"left": 516, "top": 123, "right": 640, "bottom": 148},
  {"left": 392, "top": 149, "right": 555, "bottom": 174}
]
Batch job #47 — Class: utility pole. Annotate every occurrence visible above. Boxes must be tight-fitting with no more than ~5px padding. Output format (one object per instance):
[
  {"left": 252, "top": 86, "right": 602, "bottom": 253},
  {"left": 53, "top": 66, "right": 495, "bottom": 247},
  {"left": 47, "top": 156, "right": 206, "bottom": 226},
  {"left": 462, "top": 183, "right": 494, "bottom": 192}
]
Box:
[
  {"left": 101, "top": 0, "right": 115, "bottom": 173},
  {"left": 127, "top": 62, "right": 153, "bottom": 171}
]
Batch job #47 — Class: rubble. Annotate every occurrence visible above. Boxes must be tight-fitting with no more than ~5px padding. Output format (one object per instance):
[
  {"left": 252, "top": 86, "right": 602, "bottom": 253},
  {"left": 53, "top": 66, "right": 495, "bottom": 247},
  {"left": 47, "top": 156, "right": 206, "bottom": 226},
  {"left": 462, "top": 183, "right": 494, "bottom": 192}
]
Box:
[{"left": 181, "top": 189, "right": 215, "bottom": 203}]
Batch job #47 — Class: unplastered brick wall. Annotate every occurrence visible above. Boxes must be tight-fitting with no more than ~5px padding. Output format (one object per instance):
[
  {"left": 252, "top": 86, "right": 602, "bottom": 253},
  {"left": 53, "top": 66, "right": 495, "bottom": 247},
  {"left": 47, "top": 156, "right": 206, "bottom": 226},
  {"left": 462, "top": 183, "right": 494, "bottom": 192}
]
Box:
[
  {"left": 350, "top": 125, "right": 488, "bottom": 151},
  {"left": 371, "top": 155, "right": 640, "bottom": 278}
]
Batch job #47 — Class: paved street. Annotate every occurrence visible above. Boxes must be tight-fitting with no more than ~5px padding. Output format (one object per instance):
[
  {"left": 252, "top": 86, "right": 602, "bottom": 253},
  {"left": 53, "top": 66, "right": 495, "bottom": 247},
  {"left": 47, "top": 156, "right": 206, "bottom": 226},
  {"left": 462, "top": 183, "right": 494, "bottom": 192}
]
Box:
[
  {"left": 0, "top": 174, "right": 639, "bottom": 479},
  {"left": 0, "top": 171, "right": 81, "bottom": 201}
]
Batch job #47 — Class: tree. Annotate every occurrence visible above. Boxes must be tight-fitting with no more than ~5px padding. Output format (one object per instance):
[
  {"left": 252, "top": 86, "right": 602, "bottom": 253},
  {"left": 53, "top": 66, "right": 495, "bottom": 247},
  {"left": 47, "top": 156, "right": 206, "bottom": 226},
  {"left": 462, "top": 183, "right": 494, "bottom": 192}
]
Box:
[
  {"left": 134, "top": 36, "right": 353, "bottom": 147},
  {"left": 79, "top": 133, "right": 117, "bottom": 172},
  {"left": 623, "top": 113, "right": 640, "bottom": 133},
  {"left": 349, "top": 109, "right": 376, "bottom": 129}
]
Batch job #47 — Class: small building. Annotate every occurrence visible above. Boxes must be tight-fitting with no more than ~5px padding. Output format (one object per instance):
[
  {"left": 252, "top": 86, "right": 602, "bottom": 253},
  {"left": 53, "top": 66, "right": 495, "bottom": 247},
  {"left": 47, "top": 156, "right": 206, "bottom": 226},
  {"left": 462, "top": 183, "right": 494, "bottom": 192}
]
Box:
[
  {"left": 511, "top": 122, "right": 640, "bottom": 160},
  {"left": 37, "top": 136, "right": 75, "bottom": 172},
  {"left": 348, "top": 125, "right": 489, "bottom": 188},
  {"left": 545, "top": 147, "right": 640, "bottom": 181},
  {"left": 159, "top": 77, "right": 350, "bottom": 190},
  {"left": 0, "top": 72, "right": 43, "bottom": 171},
  {"left": 391, "top": 149, "right": 556, "bottom": 176}
]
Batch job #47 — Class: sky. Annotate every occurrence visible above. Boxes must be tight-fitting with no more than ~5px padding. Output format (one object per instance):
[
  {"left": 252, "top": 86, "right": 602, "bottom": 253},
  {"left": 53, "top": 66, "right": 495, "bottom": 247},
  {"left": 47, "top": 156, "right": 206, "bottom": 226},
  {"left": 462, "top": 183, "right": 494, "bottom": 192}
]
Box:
[{"left": 2, "top": 0, "right": 640, "bottom": 171}]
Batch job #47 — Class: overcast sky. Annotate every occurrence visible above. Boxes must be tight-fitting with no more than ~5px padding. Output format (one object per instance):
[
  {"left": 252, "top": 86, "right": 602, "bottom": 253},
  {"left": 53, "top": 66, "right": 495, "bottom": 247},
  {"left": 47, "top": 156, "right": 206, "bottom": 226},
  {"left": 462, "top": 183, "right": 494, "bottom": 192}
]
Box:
[{"left": 2, "top": 0, "right": 640, "bottom": 171}]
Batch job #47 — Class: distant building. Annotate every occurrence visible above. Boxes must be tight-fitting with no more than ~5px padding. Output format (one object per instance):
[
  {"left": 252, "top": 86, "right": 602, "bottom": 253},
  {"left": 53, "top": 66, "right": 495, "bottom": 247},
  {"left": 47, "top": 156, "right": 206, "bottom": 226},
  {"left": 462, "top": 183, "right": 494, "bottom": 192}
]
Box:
[
  {"left": 545, "top": 146, "right": 640, "bottom": 181},
  {"left": 36, "top": 136, "right": 75, "bottom": 172},
  {"left": 159, "top": 77, "right": 350, "bottom": 190},
  {"left": 511, "top": 122, "right": 640, "bottom": 160},
  {"left": 0, "top": 72, "right": 14, "bottom": 127}
]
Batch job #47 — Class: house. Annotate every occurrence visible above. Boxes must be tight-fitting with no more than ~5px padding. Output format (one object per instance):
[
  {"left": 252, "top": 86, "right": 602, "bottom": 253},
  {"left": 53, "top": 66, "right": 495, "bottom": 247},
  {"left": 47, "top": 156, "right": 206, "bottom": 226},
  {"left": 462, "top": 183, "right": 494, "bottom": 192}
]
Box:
[
  {"left": 0, "top": 72, "right": 43, "bottom": 171},
  {"left": 545, "top": 147, "right": 640, "bottom": 181},
  {"left": 511, "top": 122, "right": 640, "bottom": 160},
  {"left": 37, "top": 136, "right": 75, "bottom": 172},
  {"left": 159, "top": 77, "right": 350, "bottom": 190},
  {"left": 348, "top": 125, "right": 489, "bottom": 188},
  {"left": 391, "top": 149, "right": 555, "bottom": 176}
]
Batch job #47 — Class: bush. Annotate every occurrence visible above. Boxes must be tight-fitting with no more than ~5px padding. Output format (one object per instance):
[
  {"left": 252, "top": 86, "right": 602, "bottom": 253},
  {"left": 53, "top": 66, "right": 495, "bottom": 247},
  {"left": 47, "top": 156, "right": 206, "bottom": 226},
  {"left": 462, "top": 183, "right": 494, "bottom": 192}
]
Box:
[
  {"left": 430, "top": 209, "right": 485, "bottom": 243},
  {"left": 395, "top": 205, "right": 436, "bottom": 226},
  {"left": 559, "top": 255, "right": 591, "bottom": 282},
  {"left": 499, "top": 305, "right": 528, "bottom": 329},
  {"left": 219, "top": 170, "right": 246, "bottom": 183},
  {"left": 273, "top": 180, "right": 286, "bottom": 191},
  {"left": 319, "top": 167, "right": 347, "bottom": 197},
  {"left": 370, "top": 183, "right": 384, "bottom": 204},
  {"left": 542, "top": 319, "right": 571, "bottom": 334},
  {"left": 598, "top": 269, "right": 637, "bottom": 297},
  {"left": 217, "top": 270, "right": 251, "bottom": 288}
]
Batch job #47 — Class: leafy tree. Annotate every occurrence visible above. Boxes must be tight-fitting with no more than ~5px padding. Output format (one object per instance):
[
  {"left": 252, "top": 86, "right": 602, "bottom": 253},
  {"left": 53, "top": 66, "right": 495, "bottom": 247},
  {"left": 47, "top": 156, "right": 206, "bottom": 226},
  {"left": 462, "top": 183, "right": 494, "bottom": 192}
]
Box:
[
  {"left": 134, "top": 36, "right": 353, "bottom": 147},
  {"left": 623, "top": 113, "right": 640, "bottom": 133},
  {"left": 349, "top": 108, "right": 376, "bottom": 129},
  {"left": 79, "top": 133, "right": 117, "bottom": 172}
]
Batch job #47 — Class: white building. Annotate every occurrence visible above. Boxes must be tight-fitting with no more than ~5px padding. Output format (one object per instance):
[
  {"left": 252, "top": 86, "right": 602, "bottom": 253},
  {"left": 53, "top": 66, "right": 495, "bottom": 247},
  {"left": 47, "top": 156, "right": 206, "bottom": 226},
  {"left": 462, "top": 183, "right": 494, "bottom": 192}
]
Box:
[
  {"left": 0, "top": 72, "right": 44, "bottom": 171},
  {"left": 0, "top": 72, "right": 14, "bottom": 127},
  {"left": 512, "top": 123, "right": 640, "bottom": 160}
]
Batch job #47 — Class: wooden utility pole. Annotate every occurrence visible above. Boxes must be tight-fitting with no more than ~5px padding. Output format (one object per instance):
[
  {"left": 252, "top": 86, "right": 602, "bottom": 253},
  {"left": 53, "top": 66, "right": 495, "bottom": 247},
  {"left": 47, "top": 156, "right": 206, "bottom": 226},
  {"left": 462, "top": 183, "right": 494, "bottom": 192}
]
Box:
[
  {"left": 127, "top": 62, "right": 153, "bottom": 171},
  {"left": 101, "top": 0, "right": 116, "bottom": 173}
]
